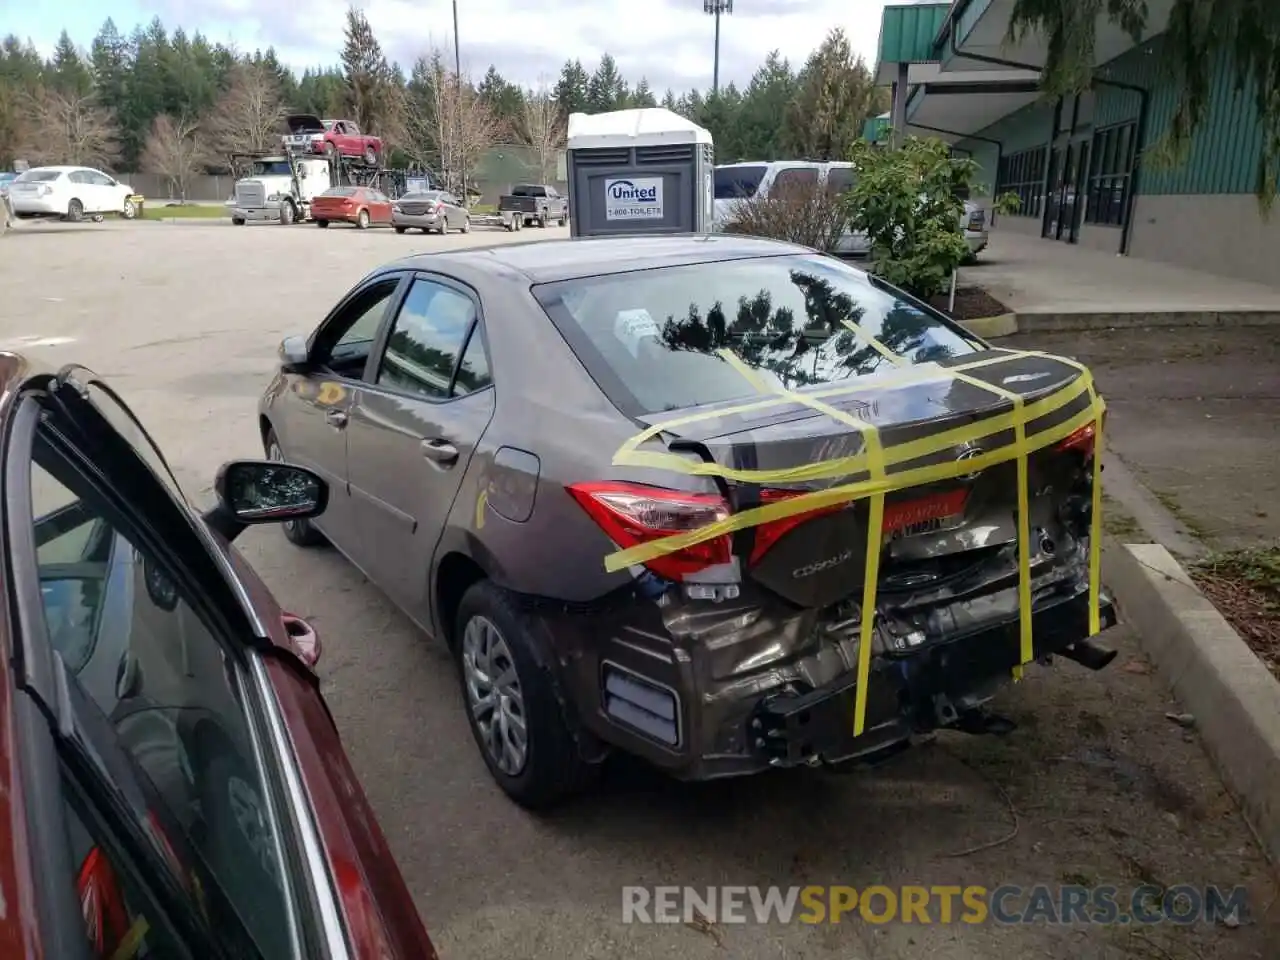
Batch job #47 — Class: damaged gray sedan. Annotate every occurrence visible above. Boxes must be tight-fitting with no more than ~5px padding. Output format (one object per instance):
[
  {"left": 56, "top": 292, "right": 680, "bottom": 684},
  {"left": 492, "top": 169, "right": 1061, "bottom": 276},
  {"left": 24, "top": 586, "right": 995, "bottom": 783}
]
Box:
[{"left": 258, "top": 235, "right": 1119, "bottom": 808}]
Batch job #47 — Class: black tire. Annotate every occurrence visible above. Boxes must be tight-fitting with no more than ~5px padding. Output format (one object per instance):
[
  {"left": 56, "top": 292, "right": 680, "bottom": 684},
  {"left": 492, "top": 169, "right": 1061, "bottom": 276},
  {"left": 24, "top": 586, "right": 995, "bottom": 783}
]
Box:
[
  {"left": 279, "top": 201, "right": 296, "bottom": 225},
  {"left": 232, "top": 217, "right": 246, "bottom": 226},
  {"left": 356, "top": 209, "right": 370, "bottom": 229},
  {"left": 316, "top": 220, "right": 329, "bottom": 229},
  {"left": 461, "top": 216, "right": 470, "bottom": 234},
  {"left": 363, "top": 144, "right": 379, "bottom": 167},
  {"left": 265, "top": 430, "right": 326, "bottom": 546},
  {"left": 66, "top": 198, "right": 84, "bottom": 222},
  {"left": 121, "top": 197, "right": 137, "bottom": 220},
  {"left": 394, "top": 225, "right": 407, "bottom": 234},
  {"left": 455, "top": 580, "right": 595, "bottom": 809},
  {"left": 538, "top": 212, "right": 548, "bottom": 228},
  {"left": 558, "top": 212, "right": 567, "bottom": 226}
]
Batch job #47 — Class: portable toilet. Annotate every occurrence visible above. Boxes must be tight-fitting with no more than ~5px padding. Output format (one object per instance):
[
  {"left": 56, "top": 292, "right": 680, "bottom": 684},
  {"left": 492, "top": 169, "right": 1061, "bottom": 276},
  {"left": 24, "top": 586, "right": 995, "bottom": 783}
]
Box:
[{"left": 566, "top": 108, "right": 714, "bottom": 238}]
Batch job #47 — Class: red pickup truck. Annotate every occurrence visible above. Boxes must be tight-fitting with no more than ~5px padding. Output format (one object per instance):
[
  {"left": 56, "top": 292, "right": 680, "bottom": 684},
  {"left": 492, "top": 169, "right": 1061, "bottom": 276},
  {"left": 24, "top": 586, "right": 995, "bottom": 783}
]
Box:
[{"left": 284, "top": 114, "right": 383, "bottom": 166}]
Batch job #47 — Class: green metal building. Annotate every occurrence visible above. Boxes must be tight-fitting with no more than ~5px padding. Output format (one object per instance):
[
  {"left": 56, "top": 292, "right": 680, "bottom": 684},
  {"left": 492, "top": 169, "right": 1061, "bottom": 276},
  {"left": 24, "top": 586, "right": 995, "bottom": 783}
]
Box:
[{"left": 870, "top": 0, "right": 1277, "bottom": 285}]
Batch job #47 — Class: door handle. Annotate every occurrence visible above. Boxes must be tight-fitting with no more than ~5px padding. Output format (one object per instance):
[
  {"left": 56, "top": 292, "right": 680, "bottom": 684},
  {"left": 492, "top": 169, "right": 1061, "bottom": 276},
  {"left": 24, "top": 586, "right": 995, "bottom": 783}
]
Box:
[
  {"left": 325, "top": 409, "right": 348, "bottom": 429},
  {"left": 420, "top": 438, "right": 458, "bottom": 464}
]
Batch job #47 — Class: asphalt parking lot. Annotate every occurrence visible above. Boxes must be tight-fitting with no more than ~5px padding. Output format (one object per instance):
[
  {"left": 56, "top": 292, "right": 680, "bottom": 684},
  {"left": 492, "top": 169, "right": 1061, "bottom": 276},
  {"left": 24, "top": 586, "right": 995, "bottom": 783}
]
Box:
[{"left": 3, "top": 219, "right": 1276, "bottom": 959}]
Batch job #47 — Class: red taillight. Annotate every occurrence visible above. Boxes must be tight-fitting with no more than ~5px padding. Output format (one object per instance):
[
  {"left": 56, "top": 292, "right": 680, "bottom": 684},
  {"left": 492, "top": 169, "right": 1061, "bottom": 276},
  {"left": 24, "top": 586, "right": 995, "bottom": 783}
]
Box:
[
  {"left": 566, "top": 481, "right": 731, "bottom": 580},
  {"left": 434, "top": 202, "right": 444, "bottom": 213},
  {"left": 750, "top": 489, "right": 846, "bottom": 564},
  {"left": 1055, "top": 422, "right": 1096, "bottom": 456}
]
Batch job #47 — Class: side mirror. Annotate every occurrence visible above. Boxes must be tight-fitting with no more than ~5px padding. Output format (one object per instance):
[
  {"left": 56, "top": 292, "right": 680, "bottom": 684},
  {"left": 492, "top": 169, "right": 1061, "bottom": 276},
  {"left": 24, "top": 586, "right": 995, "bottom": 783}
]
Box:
[
  {"left": 278, "top": 335, "right": 310, "bottom": 373},
  {"left": 203, "top": 459, "right": 328, "bottom": 543}
]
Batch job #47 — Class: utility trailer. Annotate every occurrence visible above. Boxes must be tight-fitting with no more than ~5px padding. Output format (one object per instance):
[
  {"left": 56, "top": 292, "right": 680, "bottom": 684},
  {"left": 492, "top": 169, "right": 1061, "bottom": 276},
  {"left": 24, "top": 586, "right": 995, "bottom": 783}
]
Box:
[{"left": 467, "top": 209, "right": 528, "bottom": 231}]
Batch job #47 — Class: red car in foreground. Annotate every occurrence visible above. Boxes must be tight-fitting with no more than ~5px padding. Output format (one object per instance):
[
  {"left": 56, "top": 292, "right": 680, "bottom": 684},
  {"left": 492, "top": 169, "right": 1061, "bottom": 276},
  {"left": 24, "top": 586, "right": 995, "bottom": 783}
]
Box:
[
  {"left": 0, "top": 355, "right": 437, "bottom": 959},
  {"left": 313, "top": 186, "right": 394, "bottom": 229}
]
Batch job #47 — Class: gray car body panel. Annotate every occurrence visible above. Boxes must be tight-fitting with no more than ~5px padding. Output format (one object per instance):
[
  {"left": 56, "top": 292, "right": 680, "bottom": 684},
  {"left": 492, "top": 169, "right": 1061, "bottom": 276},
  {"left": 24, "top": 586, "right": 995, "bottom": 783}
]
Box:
[{"left": 260, "top": 234, "right": 1111, "bottom": 778}]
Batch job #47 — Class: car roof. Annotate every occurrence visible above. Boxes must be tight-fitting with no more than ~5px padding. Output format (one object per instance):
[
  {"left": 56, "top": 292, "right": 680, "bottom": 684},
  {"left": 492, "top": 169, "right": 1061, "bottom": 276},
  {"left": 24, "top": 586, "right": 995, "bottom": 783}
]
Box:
[{"left": 385, "top": 234, "right": 813, "bottom": 284}]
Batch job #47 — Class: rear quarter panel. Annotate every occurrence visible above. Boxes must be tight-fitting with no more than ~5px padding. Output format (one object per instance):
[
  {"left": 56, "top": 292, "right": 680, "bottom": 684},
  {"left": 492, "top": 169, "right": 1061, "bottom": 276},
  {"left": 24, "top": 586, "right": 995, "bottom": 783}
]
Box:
[{"left": 431, "top": 266, "right": 699, "bottom": 614}]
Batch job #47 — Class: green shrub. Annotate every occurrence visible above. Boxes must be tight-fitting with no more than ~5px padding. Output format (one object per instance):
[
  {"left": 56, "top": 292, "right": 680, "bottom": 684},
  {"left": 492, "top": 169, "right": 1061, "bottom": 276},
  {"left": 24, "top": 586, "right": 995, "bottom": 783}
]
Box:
[{"left": 844, "top": 137, "right": 976, "bottom": 299}]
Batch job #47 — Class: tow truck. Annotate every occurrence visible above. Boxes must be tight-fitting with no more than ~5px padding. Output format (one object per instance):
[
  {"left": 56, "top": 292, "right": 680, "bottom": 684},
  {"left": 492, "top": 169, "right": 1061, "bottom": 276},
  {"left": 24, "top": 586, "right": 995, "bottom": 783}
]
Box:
[{"left": 227, "top": 138, "right": 435, "bottom": 225}]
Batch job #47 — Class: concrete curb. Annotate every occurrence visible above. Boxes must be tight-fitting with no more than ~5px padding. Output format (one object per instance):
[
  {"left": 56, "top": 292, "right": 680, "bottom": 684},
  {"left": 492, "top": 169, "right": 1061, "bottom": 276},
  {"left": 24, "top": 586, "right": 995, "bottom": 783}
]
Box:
[
  {"left": 1106, "top": 542, "right": 1280, "bottom": 865},
  {"left": 1001, "top": 310, "right": 1280, "bottom": 334},
  {"left": 960, "top": 313, "right": 1018, "bottom": 339}
]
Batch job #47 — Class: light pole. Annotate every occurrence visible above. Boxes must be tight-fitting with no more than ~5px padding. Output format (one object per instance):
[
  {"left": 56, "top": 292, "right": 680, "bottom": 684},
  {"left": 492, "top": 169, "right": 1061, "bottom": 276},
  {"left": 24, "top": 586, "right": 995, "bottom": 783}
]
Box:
[
  {"left": 453, "top": 0, "right": 467, "bottom": 203},
  {"left": 703, "top": 0, "right": 733, "bottom": 97}
]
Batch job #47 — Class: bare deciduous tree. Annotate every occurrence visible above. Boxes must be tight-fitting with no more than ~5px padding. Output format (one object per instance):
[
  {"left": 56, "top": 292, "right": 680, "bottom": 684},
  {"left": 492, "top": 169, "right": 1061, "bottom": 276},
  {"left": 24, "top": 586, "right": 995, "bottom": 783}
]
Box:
[
  {"left": 404, "top": 47, "right": 498, "bottom": 196},
  {"left": 517, "top": 80, "right": 565, "bottom": 183},
  {"left": 25, "top": 88, "right": 120, "bottom": 168},
  {"left": 722, "top": 178, "right": 850, "bottom": 253},
  {"left": 204, "top": 63, "right": 287, "bottom": 160},
  {"left": 140, "top": 114, "right": 206, "bottom": 201}
]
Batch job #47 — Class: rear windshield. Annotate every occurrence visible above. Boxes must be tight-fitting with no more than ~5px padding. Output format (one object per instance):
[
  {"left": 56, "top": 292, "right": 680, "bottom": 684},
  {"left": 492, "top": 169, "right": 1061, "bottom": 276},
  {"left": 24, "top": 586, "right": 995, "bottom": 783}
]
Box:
[
  {"left": 250, "top": 160, "right": 291, "bottom": 176},
  {"left": 322, "top": 187, "right": 359, "bottom": 197},
  {"left": 17, "top": 170, "right": 62, "bottom": 182},
  {"left": 826, "top": 167, "right": 855, "bottom": 194},
  {"left": 532, "top": 255, "right": 980, "bottom": 415},
  {"left": 512, "top": 185, "right": 545, "bottom": 196},
  {"left": 405, "top": 191, "right": 441, "bottom": 200},
  {"left": 714, "top": 165, "right": 767, "bottom": 200}
]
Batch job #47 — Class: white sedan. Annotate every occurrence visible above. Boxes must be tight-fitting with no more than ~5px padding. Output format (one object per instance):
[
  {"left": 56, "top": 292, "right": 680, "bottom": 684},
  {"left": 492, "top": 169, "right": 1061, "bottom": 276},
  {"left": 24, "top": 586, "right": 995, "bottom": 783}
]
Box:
[{"left": 7, "top": 166, "right": 139, "bottom": 222}]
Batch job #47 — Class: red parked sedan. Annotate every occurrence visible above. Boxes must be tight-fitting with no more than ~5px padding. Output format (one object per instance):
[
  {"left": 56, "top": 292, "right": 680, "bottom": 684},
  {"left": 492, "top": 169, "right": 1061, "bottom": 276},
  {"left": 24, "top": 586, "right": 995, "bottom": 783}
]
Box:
[
  {"left": 0, "top": 354, "right": 438, "bottom": 959},
  {"left": 313, "top": 186, "right": 393, "bottom": 229}
]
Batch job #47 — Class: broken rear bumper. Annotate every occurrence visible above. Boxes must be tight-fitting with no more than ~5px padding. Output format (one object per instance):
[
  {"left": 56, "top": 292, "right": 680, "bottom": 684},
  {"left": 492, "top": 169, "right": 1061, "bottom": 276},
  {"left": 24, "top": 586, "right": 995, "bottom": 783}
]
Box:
[
  {"left": 545, "top": 581, "right": 1117, "bottom": 780},
  {"left": 750, "top": 589, "right": 1117, "bottom": 769}
]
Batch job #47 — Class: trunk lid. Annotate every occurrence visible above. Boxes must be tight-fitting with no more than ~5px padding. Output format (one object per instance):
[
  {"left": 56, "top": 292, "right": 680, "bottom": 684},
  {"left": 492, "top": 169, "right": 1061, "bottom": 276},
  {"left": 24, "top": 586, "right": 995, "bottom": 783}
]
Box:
[{"left": 635, "top": 351, "right": 1094, "bottom": 608}]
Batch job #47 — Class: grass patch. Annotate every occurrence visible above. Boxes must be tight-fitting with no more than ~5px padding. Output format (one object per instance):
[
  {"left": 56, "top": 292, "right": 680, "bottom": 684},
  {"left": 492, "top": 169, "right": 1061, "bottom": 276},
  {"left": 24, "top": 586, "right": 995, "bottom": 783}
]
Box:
[
  {"left": 1151, "top": 489, "right": 1210, "bottom": 540},
  {"left": 1189, "top": 546, "right": 1280, "bottom": 680},
  {"left": 141, "top": 203, "right": 227, "bottom": 220},
  {"left": 1102, "top": 493, "right": 1146, "bottom": 541},
  {"left": 468, "top": 203, "right": 497, "bottom": 215}
]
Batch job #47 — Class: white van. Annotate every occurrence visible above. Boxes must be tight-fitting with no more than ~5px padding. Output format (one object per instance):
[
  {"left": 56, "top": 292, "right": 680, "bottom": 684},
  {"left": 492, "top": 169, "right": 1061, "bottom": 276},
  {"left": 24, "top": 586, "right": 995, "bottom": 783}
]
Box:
[{"left": 712, "top": 160, "right": 989, "bottom": 259}]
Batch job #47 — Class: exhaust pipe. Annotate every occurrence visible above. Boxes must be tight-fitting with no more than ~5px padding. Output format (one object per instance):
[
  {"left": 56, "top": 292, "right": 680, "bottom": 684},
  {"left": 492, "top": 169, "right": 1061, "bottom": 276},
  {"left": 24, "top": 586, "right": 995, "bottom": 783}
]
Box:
[{"left": 1058, "top": 639, "right": 1118, "bottom": 671}]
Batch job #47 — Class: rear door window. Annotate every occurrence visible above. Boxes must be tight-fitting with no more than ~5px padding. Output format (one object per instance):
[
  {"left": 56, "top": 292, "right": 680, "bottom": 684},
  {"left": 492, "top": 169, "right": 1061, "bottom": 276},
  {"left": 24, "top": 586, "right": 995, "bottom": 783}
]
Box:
[
  {"left": 770, "top": 166, "right": 820, "bottom": 192},
  {"left": 825, "top": 167, "right": 855, "bottom": 195},
  {"left": 714, "top": 165, "right": 767, "bottom": 200},
  {"left": 375, "top": 278, "right": 479, "bottom": 400}
]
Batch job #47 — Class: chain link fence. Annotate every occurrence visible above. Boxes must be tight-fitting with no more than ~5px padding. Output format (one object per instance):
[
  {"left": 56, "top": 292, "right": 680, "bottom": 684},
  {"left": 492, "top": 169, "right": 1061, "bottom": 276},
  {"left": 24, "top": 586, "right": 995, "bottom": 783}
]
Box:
[{"left": 118, "top": 144, "right": 569, "bottom": 205}]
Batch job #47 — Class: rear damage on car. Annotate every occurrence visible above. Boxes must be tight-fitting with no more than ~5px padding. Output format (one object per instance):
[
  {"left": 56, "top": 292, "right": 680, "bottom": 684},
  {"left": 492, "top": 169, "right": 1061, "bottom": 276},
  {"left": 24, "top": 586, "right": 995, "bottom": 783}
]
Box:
[{"left": 545, "top": 348, "right": 1116, "bottom": 779}]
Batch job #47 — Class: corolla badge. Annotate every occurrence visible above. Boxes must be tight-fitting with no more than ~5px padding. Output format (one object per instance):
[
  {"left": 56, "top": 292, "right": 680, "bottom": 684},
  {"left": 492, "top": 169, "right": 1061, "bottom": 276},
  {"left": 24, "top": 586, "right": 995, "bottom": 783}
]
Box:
[{"left": 792, "top": 550, "right": 853, "bottom": 579}]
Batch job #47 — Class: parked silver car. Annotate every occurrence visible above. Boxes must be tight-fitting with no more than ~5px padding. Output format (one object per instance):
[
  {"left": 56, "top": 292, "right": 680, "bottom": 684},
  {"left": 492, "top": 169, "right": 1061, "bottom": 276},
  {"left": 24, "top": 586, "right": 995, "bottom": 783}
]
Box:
[{"left": 392, "top": 190, "right": 470, "bottom": 235}]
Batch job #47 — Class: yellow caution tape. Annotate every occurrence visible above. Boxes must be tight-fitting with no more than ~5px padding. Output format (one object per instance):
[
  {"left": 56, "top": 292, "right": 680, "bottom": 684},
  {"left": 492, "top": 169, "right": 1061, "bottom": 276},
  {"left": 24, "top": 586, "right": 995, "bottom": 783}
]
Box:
[
  {"left": 109, "top": 916, "right": 150, "bottom": 960},
  {"left": 941, "top": 367, "right": 1034, "bottom": 677},
  {"left": 600, "top": 334, "right": 1107, "bottom": 739}
]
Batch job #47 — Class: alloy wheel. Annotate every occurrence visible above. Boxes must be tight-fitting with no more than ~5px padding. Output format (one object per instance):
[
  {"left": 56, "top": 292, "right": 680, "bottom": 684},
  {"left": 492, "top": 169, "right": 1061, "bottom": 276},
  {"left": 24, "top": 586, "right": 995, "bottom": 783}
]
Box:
[{"left": 461, "top": 615, "right": 528, "bottom": 776}]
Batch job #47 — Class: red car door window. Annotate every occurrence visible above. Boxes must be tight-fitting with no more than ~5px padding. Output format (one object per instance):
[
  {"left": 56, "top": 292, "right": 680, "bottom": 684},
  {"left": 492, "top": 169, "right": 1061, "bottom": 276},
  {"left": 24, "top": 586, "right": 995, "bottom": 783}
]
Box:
[{"left": 28, "top": 430, "right": 297, "bottom": 958}]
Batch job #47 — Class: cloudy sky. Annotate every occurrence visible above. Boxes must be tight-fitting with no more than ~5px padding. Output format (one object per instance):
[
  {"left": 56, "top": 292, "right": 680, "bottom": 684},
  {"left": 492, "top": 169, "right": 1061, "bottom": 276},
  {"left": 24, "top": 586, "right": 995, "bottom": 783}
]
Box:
[{"left": 1, "top": 0, "right": 921, "bottom": 93}]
